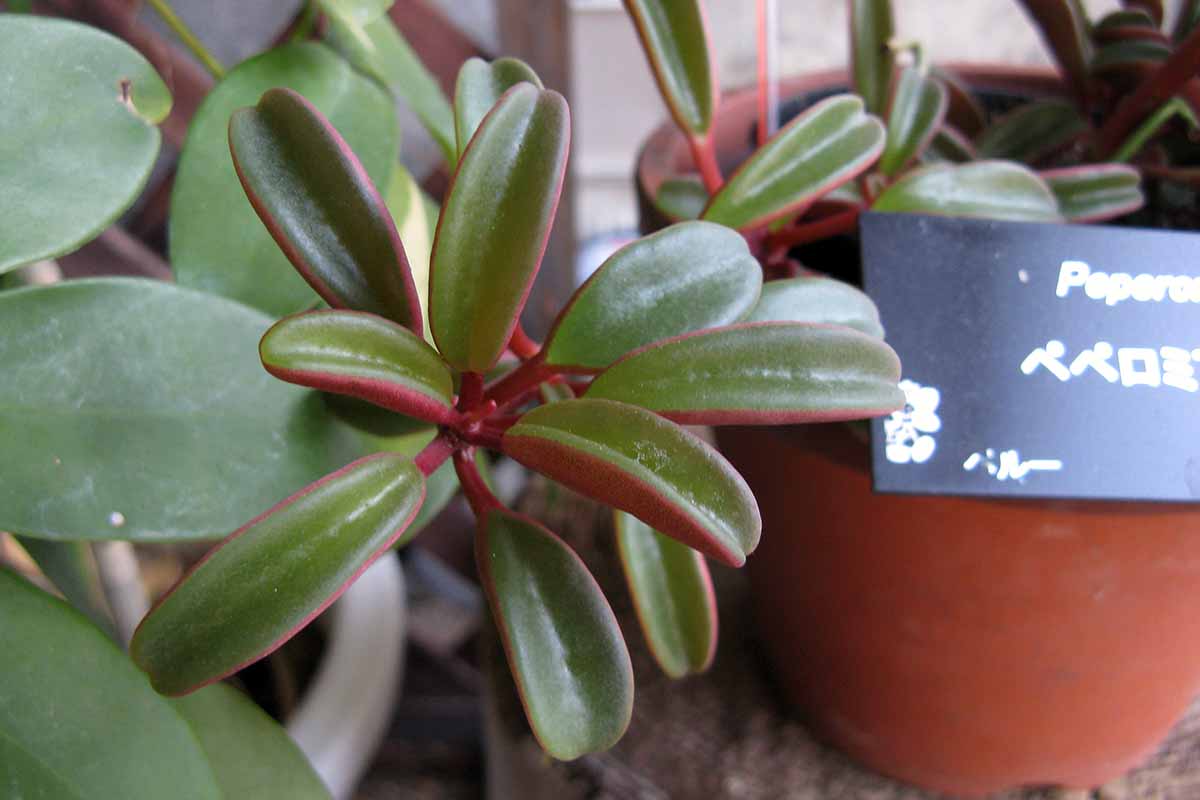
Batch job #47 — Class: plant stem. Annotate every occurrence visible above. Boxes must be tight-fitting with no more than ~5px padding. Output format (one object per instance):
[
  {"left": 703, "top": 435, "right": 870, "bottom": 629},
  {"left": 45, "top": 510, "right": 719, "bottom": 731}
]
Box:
[
  {"left": 144, "top": 0, "right": 226, "bottom": 79},
  {"left": 766, "top": 208, "right": 861, "bottom": 254},
  {"left": 690, "top": 134, "right": 724, "bottom": 194},
  {"left": 1096, "top": 24, "right": 1200, "bottom": 157},
  {"left": 507, "top": 324, "right": 541, "bottom": 361},
  {"left": 457, "top": 371, "right": 485, "bottom": 412},
  {"left": 414, "top": 433, "right": 456, "bottom": 476},
  {"left": 484, "top": 353, "right": 556, "bottom": 409},
  {"left": 454, "top": 449, "right": 502, "bottom": 516}
]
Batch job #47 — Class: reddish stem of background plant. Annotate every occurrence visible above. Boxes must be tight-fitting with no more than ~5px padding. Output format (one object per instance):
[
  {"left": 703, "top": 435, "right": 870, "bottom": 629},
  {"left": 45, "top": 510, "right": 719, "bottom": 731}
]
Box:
[
  {"left": 507, "top": 324, "right": 541, "bottom": 360},
  {"left": 690, "top": 134, "right": 724, "bottom": 194},
  {"left": 765, "top": 208, "right": 861, "bottom": 262},
  {"left": 756, "top": 0, "right": 769, "bottom": 148},
  {"left": 1096, "top": 24, "right": 1200, "bottom": 157}
]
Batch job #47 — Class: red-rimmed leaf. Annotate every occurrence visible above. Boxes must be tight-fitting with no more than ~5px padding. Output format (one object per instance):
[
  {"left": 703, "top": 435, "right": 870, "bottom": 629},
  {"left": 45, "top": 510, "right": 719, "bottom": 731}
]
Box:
[
  {"left": 429, "top": 84, "right": 569, "bottom": 372},
  {"left": 850, "top": 0, "right": 896, "bottom": 115},
  {"left": 701, "top": 94, "right": 885, "bottom": 231},
  {"left": 615, "top": 511, "right": 715, "bottom": 679},
  {"left": 1122, "top": 0, "right": 1162, "bottom": 27},
  {"left": 654, "top": 176, "right": 709, "bottom": 221},
  {"left": 880, "top": 66, "right": 947, "bottom": 176},
  {"left": 476, "top": 508, "right": 633, "bottom": 760},
  {"left": 132, "top": 453, "right": 425, "bottom": 696},
  {"left": 872, "top": 161, "right": 1063, "bottom": 221},
  {"left": 1094, "top": 9, "right": 1161, "bottom": 46},
  {"left": 230, "top": 88, "right": 421, "bottom": 332},
  {"left": 931, "top": 66, "right": 987, "bottom": 137},
  {"left": 259, "top": 310, "right": 456, "bottom": 425},
  {"left": 586, "top": 323, "right": 902, "bottom": 425},
  {"left": 623, "top": 0, "right": 716, "bottom": 137},
  {"left": 454, "top": 57, "right": 543, "bottom": 160},
  {"left": 543, "top": 221, "right": 761, "bottom": 370},
  {"left": 502, "top": 399, "right": 760, "bottom": 567},
  {"left": 1092, "top": 38, "right": 1170, "bottom": 75},
  {"left": 975, "top": 99, "right": 1088, "bottom": 163},
  {"left": 1041, "top": 164, "right": 1144, "bottom": 222},
  {"left": 745, "top": 276, "right": 885, "bottom": 338},
  {"left": 924, "top": 125, "right": 978, "bottom": 163},
  {"left": 1013, "top": 0, "right": 1093, "bottom": 104}
]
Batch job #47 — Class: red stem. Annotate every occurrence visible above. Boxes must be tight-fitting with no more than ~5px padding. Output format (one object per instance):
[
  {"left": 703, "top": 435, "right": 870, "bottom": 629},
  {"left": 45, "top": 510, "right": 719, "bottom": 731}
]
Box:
[
  {"left": 483, "top": 353, "right": 554, "bottom": 409},
  {"left": 755, "top": 0, "right": 769, "bottom": 148},
  {"left": 414, "top": 432, "right": 456, "bottom": 476},
  {"left": 765, "top": 208, "right": 861, "bottom": 255},
  {"left": 507, "top": 324, "right": 541, "bottom": 361},
  {"left": 1096, "top": 24, "right": 1200, "bottom": 157},
  {"left": 457, "top": 371, "right": 485, "bottom": 412},
  {"left": 690, "top": 134, "right": 723, "bottom": 194},
  {"left": 454, "top": 449, "right": 502, "bottom": 517}
]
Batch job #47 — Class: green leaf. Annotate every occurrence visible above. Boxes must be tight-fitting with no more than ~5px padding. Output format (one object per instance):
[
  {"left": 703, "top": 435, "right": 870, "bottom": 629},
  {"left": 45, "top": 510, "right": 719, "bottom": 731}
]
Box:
[
  {"left": 430, "top": 84, "right": 569, "bottom": 372},
  {"left": 654, "top": 176, "right": 709, "bottom": 221},
  {"left": 872, "top": 161, "right": 1063, "bottom": 221},
  {"left": 543, "top": 221, "right": 761, "bottom": 370},
  {"left": 702, "top": 95, "right": 885, "bottom": 231},
  {"left": 614, "top": 511, "right": 715, "bottom": 679},
  {"left": 0, "top": 16, "right": 171, "bottom": 274},
  {"left": 13, "top": 537, "right": 112, "bottom": 633},
  {"left": 454, "top": 57, "right": 543, "bottom": 159},
  {"left": 0, "top": 568, "right": 221, "bottom": 799},
  {"left": 587, "top": 323, "right": 903, "bottom": 425},
  {"left": 746, "top": 276, "right": 885, "bottom": 338},
  {"left": 1091, "top": 38, "right": 1170, "bottom": 72},
  {"left": 230, "top": 88, "right": 422, "bottom": 331},
  {"left": 850, "top": 0, "right": 896, "bottom": 115},
  {"left": 931, "top": 67, "right": 987, "bottom": 137},
  {"left": 171, "top": 42, "right": 398, "bottom": 318},
  {"left": 260, "top": 310, "right": 456, "bottom": 424},
  {"left": 623, "top": 0, "right": 715, "bottom": 136},
  {"left": 172, "top": 683, "right": 330, "bottom": 800},
  {"left": 1013, "top": 0, "right": 1093, "bottom": 103},
  {"left": 880, "top": 66, "right": 947, "bottom": 176},
  {"left": 476, "top": 508, "right": 633, "bottom": 760},
  {"left": 317, "top": 0, "right": 392, "bottom": 27},
  {"left": 976, "top": 99, "right": 1089, "bottom": 163},
  {"left": 1094, "top": 8, "right": 1158, "bottom": 36},
  {"left": 1042, "top": 164, "right": 1144, "bottom": 222},
  {"left": 0, "top": 279, "right": 358, "bottom": 542},
  {"left": 503, "top": 398, "right": 759, "bottom": 566},
  {"left": 326, "top": 14, "right": 456, "bottom": 166},
  {"left": 923, "top": 125, "right": 977, "bottom": 164},
  {"left": 132, "top": 453, "right": 424, "bottom": 696},
  {"left": 383, "top": 162, "right": 439, "bottom": 340}
]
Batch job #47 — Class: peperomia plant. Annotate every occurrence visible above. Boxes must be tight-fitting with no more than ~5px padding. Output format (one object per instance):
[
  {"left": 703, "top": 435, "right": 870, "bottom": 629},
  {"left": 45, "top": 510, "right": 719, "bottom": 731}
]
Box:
[
  {"left": 123, "top": 79, "right": 905, "bottom": 759},
  {"left": 630, "top": 0, "right": 1148, "bottom": 286}
]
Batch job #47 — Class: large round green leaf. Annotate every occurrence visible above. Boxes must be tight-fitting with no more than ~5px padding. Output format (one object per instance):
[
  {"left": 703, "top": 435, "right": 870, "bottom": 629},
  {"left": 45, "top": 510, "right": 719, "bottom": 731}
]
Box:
[
  {"left": 543, "top": 221, "right": 761, "bottom": 370},
  {"left": 132, "top": 453, "right": 425, "bottom": 695},
  {"left": 871, "top": 161, "right": 1063, "bottom": 221},
  {"left": 0, "top": 279, "right": 358, "bottom": 542},
  {"left": 0, "top": 568, "right": 221, "bottom": 799},
  {"left": 477, "top": 508, "right": 633, "bottom": 760},
  {"left": 503, "top": 398, "right": 760, "bottom": 567},
  {"left": 0, "top": 16, "right": 171, "bottom": 274},
  {"left": 746, "top": 276, "right": 885, "bottom": 338},
  {"left": 171, "top": 43, "right": 398, "bottom": 318},
  {"left": 1041, "top": 164, "right": 1144, "bottom": 223},
  {"left": 586, "top": 323, "right": 904, "bottom": 425},
  {"left": 702, "top": 95, "right": 885, "bottom": 231},
  {"left": 624, "top": 0, "right": 715, "bottom": 136},
  {"left": 229, "top": 88, "right": 422, "bottom": 331},
  {"left": 429, "top": 83, "right": 569, "bottom": 372},
  {"left": 172, "top": 683, "right": 330, "bottom": 799},
  {"left": 615, "top": 511, "right": 715, "bottom": 679}
]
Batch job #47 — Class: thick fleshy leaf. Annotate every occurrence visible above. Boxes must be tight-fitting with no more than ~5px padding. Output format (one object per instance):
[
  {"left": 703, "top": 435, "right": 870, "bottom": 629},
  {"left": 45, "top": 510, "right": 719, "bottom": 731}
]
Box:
[
  {"left": 0, "top": 16, "right": 171, "bottom": 273},
  {"left": 0, "top": 279, "right": 358, "bottom": 542},
  {"left": 587, "top": 323, "right": 903, "bottom": 425},
  {"left": 931, "top": 67, "right": 987, "bottom": 137},
  {"left": 923, "top": 125, "right": 978, "bottom": 164},
  {"left": 326, "top": 15, "right": 456, "bottom": 165},
  {"left": 654, "top": 176, "right": 709, "bottom": 221},
  {"left": 260, "top": 310, "right": 456, "bottom": 424},
  {"left": 850, "top": 0, "right": 896, "bottom": 115},
  {"left": 1092, "top": 39, "right": 1170, "bottom": 73},
  {"left": 623, "top": 0, "right": 715, "bottom": 136},
  {"left": 384, "top": 162, "right": 439, "bottom": 339},
  {"left": 173, "top": 683, "right": 330, "bottom": 799},
  {"left": 132, "top": 453, "right": 424, "bottom": 696},
  {"left": 543, "top": 222, "right": 761, "bottom": 370},
  {"left": 317, "top": 0, "right": 392, "bottom": 27},
  {"left": 615, "top": 511, "right": 715, "bottom": 679},
  {"left": 880, "top": 66, "right": 948, "bottom": 176},
  {"left": 430, "top": 84, "right": 569, "bottom": 371},
  {"left": 746, "top": 276, "right": 885, "bottom": 338},
  {"left": 230, "top": 88, "right": 421, "bottom": 331},
  {"left": 476, "top": 508, "right": 633, "bottom": 760},
  {"left": 975, "top": 99, "right": 1089, "bottom": 163},
  {"left": 171, "top": 43, "right": 398, "bottom": 318},
  {"left": 702, "top": 94, "right": 885, "bottom": 230},
  {"left": 1094, "top": 8, "right": 1159, "bottom": 43},
  {"left": 14, "top": 537, "right": 112, "bottom": 632},
  {"left": 1014, "top": 0, "right": 1093, "bottom": 103},
  {"left": 1121, "top": 0, "right": 1162, "bottom": 27},
  {"left": 454, "top": 57, "right": 543, "bottom": 159},
  {"left": 1042, "top": 164, "right": 1144, "bottom": 222},
  {"left": 503, "top": 399, "right": 760, "bottom": 566},
  {"left": 0, "top": 568, "right": 221, "bottom": 799},
  {"left": 872, "top": 161, "right": 1063, "bottom": 221}
]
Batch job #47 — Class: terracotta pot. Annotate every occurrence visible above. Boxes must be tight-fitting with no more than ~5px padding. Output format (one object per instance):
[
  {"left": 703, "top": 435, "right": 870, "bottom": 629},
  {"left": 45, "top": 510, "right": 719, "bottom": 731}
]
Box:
[{"left": 637, "top": 69, "right": 1200, "bottom": 797}]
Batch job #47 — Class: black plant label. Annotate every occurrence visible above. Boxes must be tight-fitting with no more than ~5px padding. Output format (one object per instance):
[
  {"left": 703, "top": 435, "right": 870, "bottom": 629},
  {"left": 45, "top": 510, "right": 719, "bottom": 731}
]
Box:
[{"left": 861, "top": 212, "right": 1200, "bottom": 502}]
